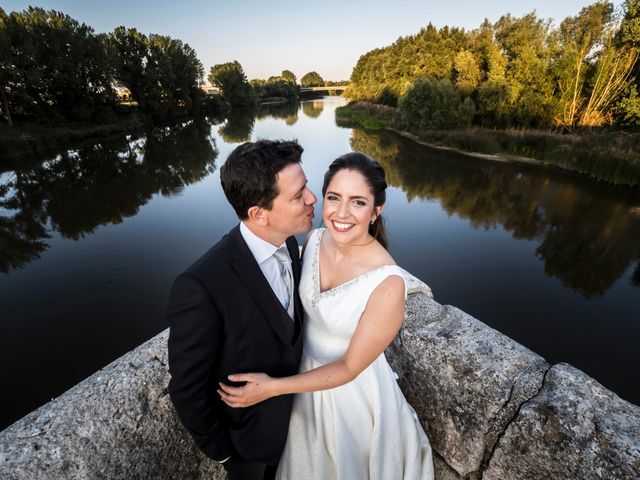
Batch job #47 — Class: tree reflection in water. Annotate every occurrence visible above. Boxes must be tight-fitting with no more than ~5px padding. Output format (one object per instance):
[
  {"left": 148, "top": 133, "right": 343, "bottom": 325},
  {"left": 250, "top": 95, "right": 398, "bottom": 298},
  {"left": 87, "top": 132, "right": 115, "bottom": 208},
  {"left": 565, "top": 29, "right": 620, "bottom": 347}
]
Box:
[
  {"left": 350, "top": 129, "right": 640, "bottom": 298},
  {"left": 301, "top": 100, "right": 324, "bottom": 119},
  {"left": 257, "top": 101, "right": 299, "bottom": 126},
  {"left": 219, "top": 102, "right": 300, "bottom": 144},
  {"left": 0, "top": 120, "right": 218, "bottom": 273}
]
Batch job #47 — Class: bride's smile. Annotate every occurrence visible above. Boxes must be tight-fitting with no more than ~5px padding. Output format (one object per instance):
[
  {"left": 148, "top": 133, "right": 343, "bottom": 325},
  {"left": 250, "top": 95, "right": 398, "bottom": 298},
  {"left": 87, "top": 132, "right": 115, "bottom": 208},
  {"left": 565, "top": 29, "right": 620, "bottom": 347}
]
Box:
[{"left": 323, "top": 169, "right": 382, "bottom": 245}]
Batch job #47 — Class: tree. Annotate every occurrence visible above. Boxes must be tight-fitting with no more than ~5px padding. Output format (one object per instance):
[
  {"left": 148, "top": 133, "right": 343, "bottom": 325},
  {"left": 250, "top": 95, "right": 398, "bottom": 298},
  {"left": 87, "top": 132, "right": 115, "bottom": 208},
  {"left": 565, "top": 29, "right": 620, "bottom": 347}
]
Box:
[
  {"left": 1, "top": 7, "right": 116, "bottom": 122},
  {"left": 615, "top": 0, "right": 640, "bottom": 125},
  {"left": 617, "top": 0, "right": 640, "bottom": 48},
  {"left": 553, "top": 2, "right": 615, "bottom": 126},
  {"left": 281, "top": 70, "right": 297, "bottom": 84},
  {"left": 108, "top": 27, "right": 149, "bottom": 109},
  {"left": 0, "top": 8, "right": 12, "bottom": 126},
  {"left": 301, "top": 71, "right": 324, "bottom": 87},
  {"left": 208, "top": 61, "right": 256, "bottom": 108},
  {"left": 493, "top": 12, "right": 556, "bottom": 127},
  {"left": 108, "top": 27, "right": 204, "bottom": 117},
  {"left": 453, "top": 50, "right": 482, "bottom": 95},
  {"left": 398, "top": 78, "right": 475, "bottom": 130}
]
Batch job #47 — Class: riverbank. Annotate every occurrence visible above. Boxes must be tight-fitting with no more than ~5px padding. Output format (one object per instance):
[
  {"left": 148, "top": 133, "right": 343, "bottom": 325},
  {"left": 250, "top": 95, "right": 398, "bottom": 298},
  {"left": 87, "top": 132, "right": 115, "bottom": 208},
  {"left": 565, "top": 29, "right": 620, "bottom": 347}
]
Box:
[{"left": 336, "top": 102, "right": 640, "bottom": 188}]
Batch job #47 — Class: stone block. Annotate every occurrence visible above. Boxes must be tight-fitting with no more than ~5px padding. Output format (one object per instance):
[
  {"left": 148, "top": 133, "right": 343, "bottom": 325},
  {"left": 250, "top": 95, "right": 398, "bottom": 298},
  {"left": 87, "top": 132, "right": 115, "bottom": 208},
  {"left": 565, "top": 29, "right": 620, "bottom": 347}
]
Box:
[{"left": 484, "top": 363, "right": 640, "bottom": 480}]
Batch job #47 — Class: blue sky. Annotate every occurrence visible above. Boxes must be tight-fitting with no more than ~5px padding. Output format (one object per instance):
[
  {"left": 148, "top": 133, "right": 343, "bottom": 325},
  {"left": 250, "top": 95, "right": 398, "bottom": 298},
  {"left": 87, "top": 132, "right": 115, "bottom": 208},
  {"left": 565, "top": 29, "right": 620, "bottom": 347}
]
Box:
[{"left": 2, "top": 1, "right": 624, "bottom": 82}]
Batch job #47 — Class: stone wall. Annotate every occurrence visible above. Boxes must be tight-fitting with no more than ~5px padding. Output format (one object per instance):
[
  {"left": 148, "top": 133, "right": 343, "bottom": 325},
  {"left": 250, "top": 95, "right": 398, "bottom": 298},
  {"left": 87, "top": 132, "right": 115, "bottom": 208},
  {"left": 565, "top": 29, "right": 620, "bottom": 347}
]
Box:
[{"left": 1, "top": 291, "right": 639, "bottom": 479}]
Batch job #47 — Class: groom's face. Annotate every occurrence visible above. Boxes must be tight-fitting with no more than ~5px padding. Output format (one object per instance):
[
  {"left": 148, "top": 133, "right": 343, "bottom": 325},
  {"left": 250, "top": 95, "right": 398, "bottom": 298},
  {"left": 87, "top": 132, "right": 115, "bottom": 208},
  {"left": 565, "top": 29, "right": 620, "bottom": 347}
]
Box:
[{"left": 263, "top": 163, "right": 317, "bottom": 238}]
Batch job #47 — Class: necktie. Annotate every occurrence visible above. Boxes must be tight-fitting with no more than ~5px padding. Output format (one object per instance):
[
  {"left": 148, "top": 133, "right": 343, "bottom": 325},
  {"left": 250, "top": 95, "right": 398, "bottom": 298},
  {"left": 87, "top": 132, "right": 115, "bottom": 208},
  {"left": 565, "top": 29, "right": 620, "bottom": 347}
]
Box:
[{"left": 273, "top": 246, "right": 294, "bottom": 319}]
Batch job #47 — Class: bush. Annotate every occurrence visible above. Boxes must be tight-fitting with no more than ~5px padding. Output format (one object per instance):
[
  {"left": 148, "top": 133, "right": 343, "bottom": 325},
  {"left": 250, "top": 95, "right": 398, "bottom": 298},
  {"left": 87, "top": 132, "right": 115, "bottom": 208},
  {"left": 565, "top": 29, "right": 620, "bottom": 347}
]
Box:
[
  {"left": 377, "top": 87, "right": 398, "bottom": 107},
  {"left": 398, "top": 78, "right": 475, "bottom": 132}
]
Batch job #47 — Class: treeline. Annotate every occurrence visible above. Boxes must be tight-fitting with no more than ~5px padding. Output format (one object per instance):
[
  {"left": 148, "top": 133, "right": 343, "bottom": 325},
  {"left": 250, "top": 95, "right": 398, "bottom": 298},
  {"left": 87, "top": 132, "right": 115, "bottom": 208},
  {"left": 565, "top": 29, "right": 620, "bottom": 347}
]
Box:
[
  {"left": 0, "top": 6, "right": 344, "bottom": 128},
  {"left": 346, "top": 0, "right": 640, "bottom": 129},
  {"left": 208, "top": 62, "right": 341, "bottom": 108},
  {"left": 0, "top": 7, "right": 206, "bottom": 124},
  {"left": 208, "top": 62, "right": 299, "bottom": 108}
]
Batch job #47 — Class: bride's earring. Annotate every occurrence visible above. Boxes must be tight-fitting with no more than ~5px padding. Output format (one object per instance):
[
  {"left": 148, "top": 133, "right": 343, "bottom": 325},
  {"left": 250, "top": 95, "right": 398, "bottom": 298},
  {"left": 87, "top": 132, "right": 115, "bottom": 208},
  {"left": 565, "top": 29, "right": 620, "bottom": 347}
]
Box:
[{"left": 370, "top": 218, "right": 375, "bottom": 225}]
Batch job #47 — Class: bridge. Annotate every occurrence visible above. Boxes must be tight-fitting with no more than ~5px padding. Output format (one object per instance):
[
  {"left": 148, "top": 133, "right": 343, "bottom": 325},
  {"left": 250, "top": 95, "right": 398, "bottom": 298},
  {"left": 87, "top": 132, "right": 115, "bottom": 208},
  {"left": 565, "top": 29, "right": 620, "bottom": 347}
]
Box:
[{"left": 299, "top": 85, "right": 348, "bottom": 93}]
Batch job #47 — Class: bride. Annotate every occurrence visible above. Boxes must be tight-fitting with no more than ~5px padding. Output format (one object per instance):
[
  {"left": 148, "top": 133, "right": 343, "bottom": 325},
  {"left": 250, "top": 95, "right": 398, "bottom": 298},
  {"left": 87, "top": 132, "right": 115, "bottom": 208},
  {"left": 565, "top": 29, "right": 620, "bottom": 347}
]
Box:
[{"left": 218, "top": 152, "right": 434, "bottom": 479}]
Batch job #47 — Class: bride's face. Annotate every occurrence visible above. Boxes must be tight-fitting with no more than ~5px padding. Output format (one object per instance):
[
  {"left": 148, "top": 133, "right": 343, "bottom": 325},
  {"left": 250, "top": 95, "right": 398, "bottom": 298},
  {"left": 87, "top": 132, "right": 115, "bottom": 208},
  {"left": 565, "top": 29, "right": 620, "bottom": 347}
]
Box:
[{"left": 323, "top": 169, "right": 381, "bottom": 245}]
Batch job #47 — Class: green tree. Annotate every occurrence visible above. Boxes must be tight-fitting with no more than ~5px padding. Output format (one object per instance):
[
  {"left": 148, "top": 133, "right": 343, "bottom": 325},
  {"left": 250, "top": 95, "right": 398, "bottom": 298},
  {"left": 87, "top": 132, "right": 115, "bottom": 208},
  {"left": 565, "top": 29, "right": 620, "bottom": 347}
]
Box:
[
  {"left": 0, "top": 8, "right": 12, "bottom": 126},
  {"left": 301, "top": 71, "right": 324, "bottom": 87},
  {"left": 209, "top": 61, "right": 256, "bottom": 108},
  {"left": 617, "top": 0, "right": 640, "bottom": 48},
  {"left": 493, "top": 12, "right": 556, "bottom": 127},
  {"left": 453, "top": 50, "right": 482, "bottom": 95},
  {"left": 553, "top": 2, "right": 615, "bottom": 126},
  {"left": 398, "top": 77, "right": 475, "bottom": 130},
  {"left": 281, "top": 70, "right": 297, "bottom": 84},
  {"left": 109, "top": 27, "right": 203, "bottom": 117},
  {"left": 108, "top": 27, "right": 149, "bottom": 108},
  {"left": 615, "top": 0, "right": 640, "bottom": 125},
  {"left": 2, "top": 8, "right": 116, "bottom": 122}
]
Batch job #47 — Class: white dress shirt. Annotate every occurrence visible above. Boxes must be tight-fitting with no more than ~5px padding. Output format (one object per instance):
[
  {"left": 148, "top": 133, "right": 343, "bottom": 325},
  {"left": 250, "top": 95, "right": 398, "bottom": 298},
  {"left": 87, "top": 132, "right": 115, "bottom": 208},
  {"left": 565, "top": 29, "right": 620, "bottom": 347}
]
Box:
[{"left": 239, "top": 222, "right": 292, "bottom": 313}]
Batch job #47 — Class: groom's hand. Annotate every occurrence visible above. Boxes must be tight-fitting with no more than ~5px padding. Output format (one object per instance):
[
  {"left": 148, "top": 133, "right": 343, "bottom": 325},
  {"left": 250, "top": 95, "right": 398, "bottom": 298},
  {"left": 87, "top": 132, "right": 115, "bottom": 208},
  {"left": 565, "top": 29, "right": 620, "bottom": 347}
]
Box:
[{"left": 218, "top": 373, "right": 275, "bottom": 408}]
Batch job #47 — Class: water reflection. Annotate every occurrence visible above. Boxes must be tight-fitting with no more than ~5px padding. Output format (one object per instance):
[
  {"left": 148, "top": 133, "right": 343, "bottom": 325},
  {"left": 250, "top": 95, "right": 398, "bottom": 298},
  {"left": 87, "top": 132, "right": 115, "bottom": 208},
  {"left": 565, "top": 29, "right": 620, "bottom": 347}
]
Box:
[
  {"left": 219, "top": 109, "right": 256, "bottom": 143},
  {"left": 350, "top": 129, "right": 640, "bottom": 298},
  {"left": 0, "top": 120, "right": 217, "bottom": 273},
  {"left": 0, "top": 173, "right": 51, "bottom": 273},
  {"left": 219, "top": 102, "right": 299, "bottom": 143},
  {"left": 257, "top": 101, "right": 299, "bottom": 125},
  {"left": 302, "top": 100, "right": 324, "bottom": 119}
]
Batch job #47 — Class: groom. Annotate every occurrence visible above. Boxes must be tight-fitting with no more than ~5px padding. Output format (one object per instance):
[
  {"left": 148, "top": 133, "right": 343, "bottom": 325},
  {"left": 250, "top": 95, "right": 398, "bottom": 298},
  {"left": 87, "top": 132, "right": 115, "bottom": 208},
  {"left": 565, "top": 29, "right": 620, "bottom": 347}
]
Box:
[{"left": 167, "top": 139, "right": 316, "bottom": 480}]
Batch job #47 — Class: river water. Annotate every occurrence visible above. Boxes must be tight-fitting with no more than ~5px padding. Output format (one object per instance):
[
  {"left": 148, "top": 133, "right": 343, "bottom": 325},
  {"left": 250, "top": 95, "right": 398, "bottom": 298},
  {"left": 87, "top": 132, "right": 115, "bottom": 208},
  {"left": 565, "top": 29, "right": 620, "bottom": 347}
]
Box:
[{"left": 1, "top": 96, "right": 639, "bottom": 430}]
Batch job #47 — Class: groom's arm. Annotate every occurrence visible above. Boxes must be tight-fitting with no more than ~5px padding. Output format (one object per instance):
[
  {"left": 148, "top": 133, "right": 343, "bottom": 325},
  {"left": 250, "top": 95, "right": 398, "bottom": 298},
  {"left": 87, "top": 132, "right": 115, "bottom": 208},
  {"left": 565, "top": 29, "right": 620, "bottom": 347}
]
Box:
[{"left": 167, "top": 272, "right": 233, "bottom": 462}]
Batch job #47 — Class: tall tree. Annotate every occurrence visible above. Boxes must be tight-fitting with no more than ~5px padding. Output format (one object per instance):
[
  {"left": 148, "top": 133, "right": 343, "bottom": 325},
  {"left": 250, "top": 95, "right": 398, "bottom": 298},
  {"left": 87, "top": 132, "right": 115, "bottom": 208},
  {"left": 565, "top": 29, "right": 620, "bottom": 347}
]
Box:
[
  {"left": 108, "top": 26, "right": 150, "bottom": 110},
  {"left": 0, "top": 8, "right": 12, "bottom": 126},
  {"left": 554, "top": 2, "right": 615, "bottom": 126},
  {"left": 493, "top": 12, "right": 556, "bottom": 126},
  {"left": 453, "top": 50, "right": 482, "bottom": 95},
  {"left": 1, "top": 7, "right": 116, "bottom": 121},
  {"left": 615, "top": 0, "right": 640, "bottom": 125},
  {"left": 108, "top": 28, "right": 203, "bottom": 117},
  {"left": 208, "top": 61, "right": 256, "bottom": 108},
  {"left": 281, "top": 70, "right": 297, "bottom": 84},
  {"left": 301, "top": 71, "right": 324, "bottom": 87}
]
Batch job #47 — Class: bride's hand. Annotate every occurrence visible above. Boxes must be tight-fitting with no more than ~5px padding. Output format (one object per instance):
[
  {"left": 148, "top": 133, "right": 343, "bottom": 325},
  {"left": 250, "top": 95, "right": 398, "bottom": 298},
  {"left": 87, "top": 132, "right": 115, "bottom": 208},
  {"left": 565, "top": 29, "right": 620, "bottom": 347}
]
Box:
[{"left": 218, "top": 373, "right": 276, "bottom": 408}]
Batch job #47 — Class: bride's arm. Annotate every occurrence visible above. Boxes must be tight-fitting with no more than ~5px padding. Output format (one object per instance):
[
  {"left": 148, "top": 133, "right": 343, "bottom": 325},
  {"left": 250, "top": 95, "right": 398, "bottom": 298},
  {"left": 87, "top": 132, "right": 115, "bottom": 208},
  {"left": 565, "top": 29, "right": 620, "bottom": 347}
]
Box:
[{"left": 218, "top": 275, "right": 405, "bottom": 408}]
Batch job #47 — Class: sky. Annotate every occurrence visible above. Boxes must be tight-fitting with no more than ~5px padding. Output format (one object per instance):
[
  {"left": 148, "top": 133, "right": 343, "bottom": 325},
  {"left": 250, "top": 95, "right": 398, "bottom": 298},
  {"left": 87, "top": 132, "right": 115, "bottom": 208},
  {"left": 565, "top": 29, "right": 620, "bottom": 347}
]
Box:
[{"left": 2, "top": 1, "right": 626, "bottom": 82}]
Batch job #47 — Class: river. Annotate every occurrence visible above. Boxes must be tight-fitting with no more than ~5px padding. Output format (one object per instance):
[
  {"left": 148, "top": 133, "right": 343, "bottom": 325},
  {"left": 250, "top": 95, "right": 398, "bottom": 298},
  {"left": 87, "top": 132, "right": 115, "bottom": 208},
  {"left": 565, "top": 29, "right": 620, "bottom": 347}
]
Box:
[{"left": 1, "top": 96, "right": 639, "bottom": 430}]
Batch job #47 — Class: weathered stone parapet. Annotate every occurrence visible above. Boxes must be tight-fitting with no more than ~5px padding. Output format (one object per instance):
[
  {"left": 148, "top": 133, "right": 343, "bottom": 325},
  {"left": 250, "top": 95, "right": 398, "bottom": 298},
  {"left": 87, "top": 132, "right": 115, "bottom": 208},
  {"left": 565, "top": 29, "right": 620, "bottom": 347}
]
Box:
[
  {"left": 1, "top": 290, "right": 638, "bottom": 479},
  {"left": 0, "top": 330, "right": 225, "bottom": 480},
  {"left": 397, "top": 293, "right": 640, "bottom": 480},
  {"left": 483, "top": 363, "right": 640, "bottom": 479},
  {"left": 397, "top": 293, "right": 550, "bottom": 478}
]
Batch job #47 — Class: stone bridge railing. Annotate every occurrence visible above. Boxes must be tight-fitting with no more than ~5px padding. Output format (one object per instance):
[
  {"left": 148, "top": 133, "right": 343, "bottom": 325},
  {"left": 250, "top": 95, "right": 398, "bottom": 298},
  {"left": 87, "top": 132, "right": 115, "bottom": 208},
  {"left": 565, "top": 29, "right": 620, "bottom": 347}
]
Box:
[{"left": 1, "top": 290, "right": 639, "bottom": 479}]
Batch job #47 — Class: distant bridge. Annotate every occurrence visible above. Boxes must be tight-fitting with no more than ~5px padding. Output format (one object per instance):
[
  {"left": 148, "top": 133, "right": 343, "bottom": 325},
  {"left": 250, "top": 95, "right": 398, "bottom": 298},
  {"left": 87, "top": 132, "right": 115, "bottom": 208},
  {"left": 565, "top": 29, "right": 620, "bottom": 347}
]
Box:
[{"left": 299, "top": 85, "right": 348, "bottom": 92}]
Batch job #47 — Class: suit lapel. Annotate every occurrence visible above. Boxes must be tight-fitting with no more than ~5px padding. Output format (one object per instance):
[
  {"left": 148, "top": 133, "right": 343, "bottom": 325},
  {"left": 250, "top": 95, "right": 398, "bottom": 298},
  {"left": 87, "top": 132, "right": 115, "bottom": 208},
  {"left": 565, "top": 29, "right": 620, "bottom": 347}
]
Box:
[{"left": 230, "top": 226, "right": 293, "bottom": 346}]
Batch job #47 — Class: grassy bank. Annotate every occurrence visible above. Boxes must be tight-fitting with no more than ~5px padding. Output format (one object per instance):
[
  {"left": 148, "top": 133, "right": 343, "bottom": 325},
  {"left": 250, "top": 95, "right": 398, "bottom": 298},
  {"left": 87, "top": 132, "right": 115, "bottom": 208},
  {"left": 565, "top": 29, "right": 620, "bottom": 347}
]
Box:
[
  {"left": 335, "top": 102, "right": 393, "bottom": 129},
  {"left": 336, "top": 102, "right": 640, "bottom": 188}
]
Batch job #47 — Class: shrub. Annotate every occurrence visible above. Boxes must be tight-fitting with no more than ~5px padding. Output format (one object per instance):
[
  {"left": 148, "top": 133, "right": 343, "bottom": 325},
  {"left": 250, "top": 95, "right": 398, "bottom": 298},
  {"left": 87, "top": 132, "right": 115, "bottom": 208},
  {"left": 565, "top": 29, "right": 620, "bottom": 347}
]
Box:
[{"left": 398, "top": 78, "right": 475, "bottom": 132}]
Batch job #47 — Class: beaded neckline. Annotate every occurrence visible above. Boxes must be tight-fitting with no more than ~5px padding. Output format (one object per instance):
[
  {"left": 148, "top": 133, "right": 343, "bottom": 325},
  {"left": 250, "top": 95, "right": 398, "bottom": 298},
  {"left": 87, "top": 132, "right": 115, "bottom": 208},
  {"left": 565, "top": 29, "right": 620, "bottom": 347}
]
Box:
[{"left": 311, "top": 228, "right": 396, "bottom": 307}]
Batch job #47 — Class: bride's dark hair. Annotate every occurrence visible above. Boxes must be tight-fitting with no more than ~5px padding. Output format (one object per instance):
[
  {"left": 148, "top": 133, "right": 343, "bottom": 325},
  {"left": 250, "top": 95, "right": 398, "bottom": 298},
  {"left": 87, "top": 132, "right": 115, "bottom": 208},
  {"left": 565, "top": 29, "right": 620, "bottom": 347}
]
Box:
[{"left": 322, "top": 152, "right": 389, "bottom": 249}]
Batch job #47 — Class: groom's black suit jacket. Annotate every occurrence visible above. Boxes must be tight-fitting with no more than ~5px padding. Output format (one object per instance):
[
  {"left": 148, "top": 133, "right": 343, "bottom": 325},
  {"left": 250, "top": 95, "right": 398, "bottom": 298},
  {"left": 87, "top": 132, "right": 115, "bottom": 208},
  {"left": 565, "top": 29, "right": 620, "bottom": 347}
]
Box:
[{"left": 167, "top": 225, "right": 303, "bottom": 465}]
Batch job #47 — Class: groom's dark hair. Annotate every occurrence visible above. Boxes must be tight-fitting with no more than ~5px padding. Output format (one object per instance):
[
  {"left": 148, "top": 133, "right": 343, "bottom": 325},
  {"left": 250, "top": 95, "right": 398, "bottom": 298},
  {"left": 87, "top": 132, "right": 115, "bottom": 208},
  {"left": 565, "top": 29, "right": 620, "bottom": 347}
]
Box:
[{"left": 221, "top": 139, "right": 304, "bottom": 219}]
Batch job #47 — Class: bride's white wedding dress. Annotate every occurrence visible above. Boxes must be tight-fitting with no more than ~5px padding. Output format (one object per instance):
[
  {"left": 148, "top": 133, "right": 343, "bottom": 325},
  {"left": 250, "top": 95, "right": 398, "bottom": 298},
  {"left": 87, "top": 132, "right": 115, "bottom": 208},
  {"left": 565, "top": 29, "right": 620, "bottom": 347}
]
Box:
[{"left": 276, "top": 228, "right": 434, "bottom": 479}]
